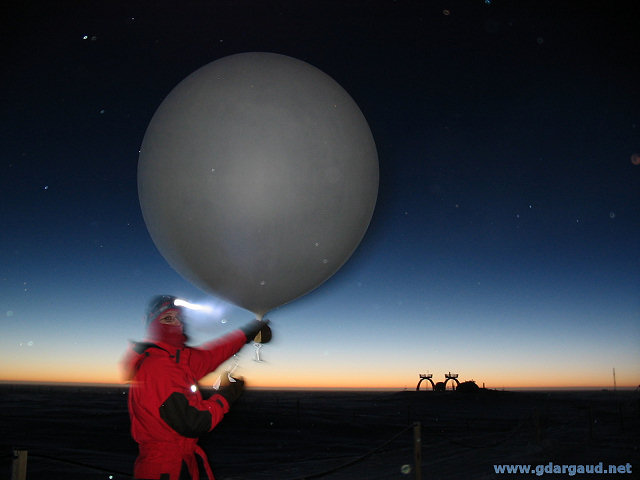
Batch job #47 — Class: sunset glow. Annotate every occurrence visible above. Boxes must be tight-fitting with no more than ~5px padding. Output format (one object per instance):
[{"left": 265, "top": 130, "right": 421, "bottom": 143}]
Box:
[{"left": 2, "top": 1, "right": 638, "bottom": 393}]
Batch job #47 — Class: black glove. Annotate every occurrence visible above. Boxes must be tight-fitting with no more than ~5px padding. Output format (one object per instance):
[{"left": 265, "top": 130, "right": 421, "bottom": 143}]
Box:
[
  {"left": 217, "top": 377, "right": 245, "bottom": 406},
  {"left": 240, "top": 319, "right": 272, "bottom": 344}
]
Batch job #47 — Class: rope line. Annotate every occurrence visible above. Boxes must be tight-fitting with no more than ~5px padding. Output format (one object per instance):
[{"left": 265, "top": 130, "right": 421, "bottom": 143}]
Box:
[
  {"left": 9, "top": 415, "right": 529, "bottom": 478},
  {"left": 432, "top": 417, "right": 528, "bottom": 449},
  {"left": 28, "top": 452, "right": 133, "bottom": 478},
  {"left": 285, "top": 423, "right": 414, "bottom": 480}
]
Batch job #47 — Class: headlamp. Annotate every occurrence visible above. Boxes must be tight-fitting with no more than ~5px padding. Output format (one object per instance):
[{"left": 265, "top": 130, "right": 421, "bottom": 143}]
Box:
[{"left": 173, "top": 298, "right": 213, "bottom": 313}]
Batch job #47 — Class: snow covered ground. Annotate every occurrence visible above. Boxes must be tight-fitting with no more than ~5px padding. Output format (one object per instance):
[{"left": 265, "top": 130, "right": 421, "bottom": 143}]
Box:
[{"left": 1, "top": 385, "right": 638, "bottom": 479}]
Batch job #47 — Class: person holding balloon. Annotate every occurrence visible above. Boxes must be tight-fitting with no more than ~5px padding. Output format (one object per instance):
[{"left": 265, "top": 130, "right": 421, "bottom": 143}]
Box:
[
  {"left": 123, "top": 295, "right": 272, "bottom": 480},
  {"left": 131, "top": 52, "right": 378, "bottom": 480}
]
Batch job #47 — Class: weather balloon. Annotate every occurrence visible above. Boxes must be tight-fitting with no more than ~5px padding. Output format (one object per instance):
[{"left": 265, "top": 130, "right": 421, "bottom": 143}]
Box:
[{"left": 138, "top": 52, "right": 378, "bottom": 319}]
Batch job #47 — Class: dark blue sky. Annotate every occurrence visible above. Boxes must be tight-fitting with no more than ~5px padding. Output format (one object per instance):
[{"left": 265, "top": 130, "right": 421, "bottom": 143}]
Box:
[{"left": 2, "top": 1, "right": 638, "bottom": 388}]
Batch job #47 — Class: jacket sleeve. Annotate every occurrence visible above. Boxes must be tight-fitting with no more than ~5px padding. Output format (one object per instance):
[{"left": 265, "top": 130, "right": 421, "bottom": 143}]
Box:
[
  {"left": 159, "top": 390, "right": 231, "bottom": 437},
  {"left": 188, "top": 329, "right": 247, "bottom": 380}
]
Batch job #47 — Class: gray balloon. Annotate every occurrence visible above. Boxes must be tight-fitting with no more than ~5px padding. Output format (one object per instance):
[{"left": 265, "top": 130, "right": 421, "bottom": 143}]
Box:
[{"left": 138, "top": 52, "right": 378, "bottom": 319}]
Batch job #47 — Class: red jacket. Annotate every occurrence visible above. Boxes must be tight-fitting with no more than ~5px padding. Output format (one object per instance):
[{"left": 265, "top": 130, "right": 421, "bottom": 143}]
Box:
[{"left": 123, "top": 329, "right": 247, "bottom": 480}]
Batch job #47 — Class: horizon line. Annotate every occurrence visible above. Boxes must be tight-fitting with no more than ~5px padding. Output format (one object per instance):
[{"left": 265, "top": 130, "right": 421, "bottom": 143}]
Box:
[{"left": 1, "top": 380, "right": 638, "bottom": 392}]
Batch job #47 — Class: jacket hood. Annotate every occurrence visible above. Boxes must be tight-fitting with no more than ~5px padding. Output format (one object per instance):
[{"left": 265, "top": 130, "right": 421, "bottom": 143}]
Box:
[{"left": 121, "top": 341, "right": 180, "bottom": 382}]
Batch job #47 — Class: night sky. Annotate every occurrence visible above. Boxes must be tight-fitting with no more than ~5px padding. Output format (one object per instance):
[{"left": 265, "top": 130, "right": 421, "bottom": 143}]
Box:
[{"left": 2, "top": 1, "right": 639, "bottom": 389}]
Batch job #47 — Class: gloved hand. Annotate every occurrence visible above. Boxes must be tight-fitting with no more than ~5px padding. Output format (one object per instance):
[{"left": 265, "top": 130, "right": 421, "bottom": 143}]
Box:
[
  {"left": 240, "top": 319, "right": 272, "bottom": 344},
  {"left": 217, "top": 376, "right": 245, "bottom": 406}
]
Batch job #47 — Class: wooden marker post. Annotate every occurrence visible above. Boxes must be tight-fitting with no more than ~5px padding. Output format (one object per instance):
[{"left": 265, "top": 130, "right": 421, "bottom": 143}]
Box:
[{"left": 12, "top": 449, "right": 27, "bottom": 480}]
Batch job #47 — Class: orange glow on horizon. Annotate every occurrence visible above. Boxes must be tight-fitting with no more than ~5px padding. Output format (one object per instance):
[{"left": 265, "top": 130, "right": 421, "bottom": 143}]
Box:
[
  {"left": 2, "top": 370, "right": 637, "bottom": 391},
  {"left": 3, "top": 356, "right": 637, "bottom": 390}
]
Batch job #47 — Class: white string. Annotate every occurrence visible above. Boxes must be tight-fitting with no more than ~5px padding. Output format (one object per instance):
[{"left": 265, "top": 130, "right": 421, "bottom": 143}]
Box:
[
  {"left": 213, "top": 353, "right": 240, "bottom": 389},
  {"left": 227, "top": 354, "right": 239, "bottom": 382},
  {"left": 253, "top": 343, "right": 263, "bottom": 362}
]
